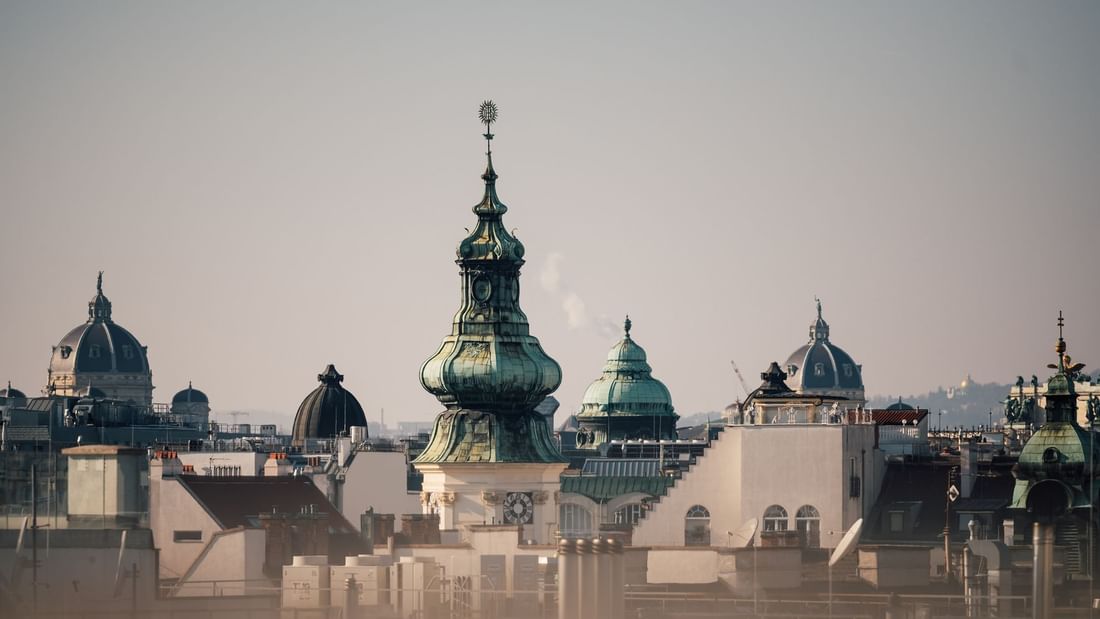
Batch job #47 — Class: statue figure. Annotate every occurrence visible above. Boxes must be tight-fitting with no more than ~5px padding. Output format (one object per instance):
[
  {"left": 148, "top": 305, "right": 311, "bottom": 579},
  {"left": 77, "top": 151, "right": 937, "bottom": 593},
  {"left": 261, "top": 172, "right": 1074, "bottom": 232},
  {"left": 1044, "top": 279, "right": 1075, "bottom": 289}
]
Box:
[
  {"left": 1022, "top": 397, "right": 1037, "bottom": 422},
  {"left": 1005, "top": 398, "right": 1022, "bottom": 422},
  {"left": 1087, "top": 395, "right": 1100, "bottom": 425}
]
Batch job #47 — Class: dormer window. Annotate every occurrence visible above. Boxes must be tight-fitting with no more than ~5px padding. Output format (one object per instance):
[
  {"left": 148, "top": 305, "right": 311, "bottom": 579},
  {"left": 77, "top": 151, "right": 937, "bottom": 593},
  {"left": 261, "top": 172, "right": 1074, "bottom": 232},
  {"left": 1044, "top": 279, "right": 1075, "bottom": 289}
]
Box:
[
  {"left": 843, "top": 364, "right": 853, "bottom": 377},
  {"left": 787, "top": 364, "right": 798, "bottom": 377},
  {"left": 89, "top": 345, "right": 102, "bottom": 359},
  {"left": 122, "top": 345, "right": 134, "bottom": 360},
  {"left": 60, "top": 346, "right": 72, "bottom": 359},
  {"left": 814, "top": 363, "right": 825, "bottom": 376}
]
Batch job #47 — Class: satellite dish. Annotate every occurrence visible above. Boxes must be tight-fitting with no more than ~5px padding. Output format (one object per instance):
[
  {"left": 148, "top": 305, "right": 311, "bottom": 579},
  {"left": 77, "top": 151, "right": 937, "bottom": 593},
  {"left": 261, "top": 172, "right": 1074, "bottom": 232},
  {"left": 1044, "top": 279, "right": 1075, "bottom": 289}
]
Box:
[
  {"left": 729, "top": 518, "right": 759, "bottom": 548},
  {"left": 828, "top": 518, "right": 863, "bottom": 568}
]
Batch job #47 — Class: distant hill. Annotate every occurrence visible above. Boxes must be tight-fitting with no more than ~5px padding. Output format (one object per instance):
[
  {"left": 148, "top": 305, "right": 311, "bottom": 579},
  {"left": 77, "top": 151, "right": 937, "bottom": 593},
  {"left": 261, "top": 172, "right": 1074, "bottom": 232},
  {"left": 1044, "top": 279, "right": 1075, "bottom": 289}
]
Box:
[{"left": 868, "top": 380, "right": 1012, "bottom": 429}]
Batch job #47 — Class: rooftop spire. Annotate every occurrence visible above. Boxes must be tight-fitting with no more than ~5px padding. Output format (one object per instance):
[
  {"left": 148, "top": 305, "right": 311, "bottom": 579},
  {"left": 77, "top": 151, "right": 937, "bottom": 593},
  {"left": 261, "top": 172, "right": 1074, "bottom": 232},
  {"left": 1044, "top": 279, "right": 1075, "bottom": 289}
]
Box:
[
  {"left": 479, "top": 100, "right": 498, "bottom": 183},
  {"left": 97, "top": 270, "right": 103, "bottom": 295},
  {"left": 815, "top": 295, "right": 822, "bottom": 320},
  {"left": 624, "top": 315, "right": 632, "bottom": 338},
  {"left": 1056, "top": 310, "right": 1066, "bottom": 371}
]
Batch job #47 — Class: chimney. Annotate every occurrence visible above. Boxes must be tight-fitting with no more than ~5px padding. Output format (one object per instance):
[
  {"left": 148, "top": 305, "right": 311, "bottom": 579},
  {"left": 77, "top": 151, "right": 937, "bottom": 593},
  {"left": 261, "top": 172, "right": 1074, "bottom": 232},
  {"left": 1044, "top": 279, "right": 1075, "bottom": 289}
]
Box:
[
  {"left": 150, "top": 450, "right": 183, "bottom": 478},
  {"left": 264, "top": 452, "right": 292, "bottom": 477}
]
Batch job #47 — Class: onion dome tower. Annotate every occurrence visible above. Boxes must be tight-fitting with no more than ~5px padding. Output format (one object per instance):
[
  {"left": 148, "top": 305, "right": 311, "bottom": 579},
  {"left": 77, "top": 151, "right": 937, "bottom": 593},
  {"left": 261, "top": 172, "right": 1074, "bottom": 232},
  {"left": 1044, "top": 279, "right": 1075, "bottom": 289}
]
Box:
[
  {"left": 782, "top": 298, "right": 864, "bottom": 402},
  {"left": 46, "top": 272, "right": 153, "bottom": 405},
  {"left": 1010, "top": 313, "right": 1100, "bottom": 594},
  {"left": 574, "top": 316, "right": 677, "bottom": 448},
  {"left": 171, "top": 382, "right": 211, "bottom": 429},
  {"left": 413, "top": 103, "right": 567, "bottom": 541},
  {"left": 291, "top": 364, "right": 368, "bottom": 447}
]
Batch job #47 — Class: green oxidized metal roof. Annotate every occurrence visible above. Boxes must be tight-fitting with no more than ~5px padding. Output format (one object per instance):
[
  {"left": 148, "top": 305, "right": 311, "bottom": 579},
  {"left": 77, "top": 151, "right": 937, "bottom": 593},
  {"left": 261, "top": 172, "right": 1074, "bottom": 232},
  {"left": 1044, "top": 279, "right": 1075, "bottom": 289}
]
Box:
[
  {"left": 1011, "top": 315, "right": 1100, "bottom": 512},
  {"left": 559, "top": 475, "right": 675, "bottom": 502},
  {"left": 415, "top": 409, "right": 565, "bottom": 464},
  {"left": 577, "top": 317, "right": 677, "bottom": 421},
  {"left": 415, "top": 104, "right": 565, "bottom": 465}
]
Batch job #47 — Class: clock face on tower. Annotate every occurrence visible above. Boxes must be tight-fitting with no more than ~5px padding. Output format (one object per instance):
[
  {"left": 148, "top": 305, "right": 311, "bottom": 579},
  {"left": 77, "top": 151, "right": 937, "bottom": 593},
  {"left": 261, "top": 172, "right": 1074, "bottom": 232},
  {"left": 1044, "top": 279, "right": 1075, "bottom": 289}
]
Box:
[{"left": 503, "top": 492, "right": 534, "bottom": 524}]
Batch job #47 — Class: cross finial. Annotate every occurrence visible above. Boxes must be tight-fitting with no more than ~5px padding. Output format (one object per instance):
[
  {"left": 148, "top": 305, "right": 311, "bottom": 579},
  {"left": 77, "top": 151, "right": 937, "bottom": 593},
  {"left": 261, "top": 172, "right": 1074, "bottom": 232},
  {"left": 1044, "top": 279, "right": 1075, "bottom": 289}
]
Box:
[
  {"left": 97, "top": 271, "right": 103, "bottom": 294},
  {"left": 1056, "top": 310, "right": 1067, "bottom": 370},
  {"left": 624, "top": 315, "right": 632, "bottom": 337},
  {"left": 478, "top": 100, "right": 498, "bottom": 153},
  {"left": 478, "top": 100, "right": 499, "bottom": 183}
]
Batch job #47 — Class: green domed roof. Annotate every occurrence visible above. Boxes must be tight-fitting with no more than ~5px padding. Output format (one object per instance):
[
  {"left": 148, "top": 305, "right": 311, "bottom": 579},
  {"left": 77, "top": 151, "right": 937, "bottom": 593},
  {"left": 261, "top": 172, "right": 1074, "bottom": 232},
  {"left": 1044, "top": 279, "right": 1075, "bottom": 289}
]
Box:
[
  {"left": 577, "top": 317, "right": 676, "bottom": 420},
  {"left": 1011, "top": 314, "right": 1100, "bottom": 518},
  {"left": 415, "top": 105, "right": 565, "bottom": 464}
]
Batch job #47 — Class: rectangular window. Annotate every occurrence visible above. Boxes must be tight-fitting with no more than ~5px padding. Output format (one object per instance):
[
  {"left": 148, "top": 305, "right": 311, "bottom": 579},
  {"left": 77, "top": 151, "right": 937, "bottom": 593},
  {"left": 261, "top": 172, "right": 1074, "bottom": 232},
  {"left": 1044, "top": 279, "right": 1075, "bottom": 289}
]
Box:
[
  {"left": 173, "top": 530, "right": 202, "bottom": 543},
  {"left": 889, "top": 512, "right": 904, "bottom": 532}
]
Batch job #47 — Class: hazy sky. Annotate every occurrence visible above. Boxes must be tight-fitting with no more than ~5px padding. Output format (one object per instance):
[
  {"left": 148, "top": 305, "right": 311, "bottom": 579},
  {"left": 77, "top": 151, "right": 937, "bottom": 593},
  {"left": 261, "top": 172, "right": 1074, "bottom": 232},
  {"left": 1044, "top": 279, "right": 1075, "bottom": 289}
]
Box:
[{"left": 2, "top": 2, "right": 1098, "bottom": 429}]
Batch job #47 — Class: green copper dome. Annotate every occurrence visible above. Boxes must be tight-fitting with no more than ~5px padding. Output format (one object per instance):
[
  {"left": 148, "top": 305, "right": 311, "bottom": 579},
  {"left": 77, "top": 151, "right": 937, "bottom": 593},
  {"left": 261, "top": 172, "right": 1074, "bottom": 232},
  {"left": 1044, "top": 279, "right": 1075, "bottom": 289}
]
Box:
[
  {"left": 1011, "top": 314, "right": 1100, "bottom": 520},
  {"left": 574, "top": 317, "right": 677, "bottom": 447},
  {"left": 415, "top": 106, "right": 565, "bottom": 464}
]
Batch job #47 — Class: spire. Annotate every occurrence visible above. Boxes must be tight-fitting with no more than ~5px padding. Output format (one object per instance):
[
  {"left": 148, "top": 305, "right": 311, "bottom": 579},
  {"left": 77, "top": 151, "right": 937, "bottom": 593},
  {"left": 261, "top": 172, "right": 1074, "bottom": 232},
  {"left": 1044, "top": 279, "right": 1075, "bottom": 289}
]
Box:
[
  {"left": 1043, "top": 310, "right": 1084, "bottom": 422},
  {"left": 1056, "top": 310, "right": 1066, "bottom": 372},
  {"left": 624, "top": 315, "right": 632, "bottom": 338},
  {"left": 473, "top": 100, "right": 507, "bottom": 216},
  {"left": 815, "top": 296, "right": 822, "bottom": 320},
  {"left": 88, "top": 271, "right": 112, "bottom": 322},
  {"left": 479, "top": 100, "right": 498, "bottom": 183}
]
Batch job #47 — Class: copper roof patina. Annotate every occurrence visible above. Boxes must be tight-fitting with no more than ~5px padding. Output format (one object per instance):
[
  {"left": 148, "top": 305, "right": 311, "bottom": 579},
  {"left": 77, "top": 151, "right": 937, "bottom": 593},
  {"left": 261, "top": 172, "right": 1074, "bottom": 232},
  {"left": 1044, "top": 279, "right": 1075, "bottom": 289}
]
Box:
[
  {"left": 415, "top": 104, "right": 565, "bottom": 464},
  {"left": 577, "top": 317, "right": 676, "bottom": 420},
  {"left": 1010, "top": 313, "right": 1100, "bottom": 518}
]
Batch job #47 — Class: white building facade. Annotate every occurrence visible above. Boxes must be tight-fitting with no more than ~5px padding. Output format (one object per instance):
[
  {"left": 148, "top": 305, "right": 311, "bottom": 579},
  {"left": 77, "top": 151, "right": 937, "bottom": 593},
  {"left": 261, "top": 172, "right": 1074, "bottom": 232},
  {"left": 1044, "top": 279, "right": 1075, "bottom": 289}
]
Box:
[{"left": 633, "top": 422, "right": 884, "bottom": 550}]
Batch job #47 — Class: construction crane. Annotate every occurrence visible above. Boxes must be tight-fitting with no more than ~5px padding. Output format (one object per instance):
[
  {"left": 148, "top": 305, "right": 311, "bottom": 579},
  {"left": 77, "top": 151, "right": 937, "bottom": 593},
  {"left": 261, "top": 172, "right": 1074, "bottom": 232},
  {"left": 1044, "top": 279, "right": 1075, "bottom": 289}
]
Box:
[{"left": 729, "top": 360, "right": 752, "bottom": 400}]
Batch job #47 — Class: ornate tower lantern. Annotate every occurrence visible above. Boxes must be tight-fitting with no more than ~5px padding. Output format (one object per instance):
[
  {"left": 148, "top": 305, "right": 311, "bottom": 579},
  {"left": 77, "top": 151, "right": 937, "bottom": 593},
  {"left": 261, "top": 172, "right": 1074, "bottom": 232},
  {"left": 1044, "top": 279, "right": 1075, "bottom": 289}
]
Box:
[{"left": 413, "top": 103, "right": 567, "bottom": 542}]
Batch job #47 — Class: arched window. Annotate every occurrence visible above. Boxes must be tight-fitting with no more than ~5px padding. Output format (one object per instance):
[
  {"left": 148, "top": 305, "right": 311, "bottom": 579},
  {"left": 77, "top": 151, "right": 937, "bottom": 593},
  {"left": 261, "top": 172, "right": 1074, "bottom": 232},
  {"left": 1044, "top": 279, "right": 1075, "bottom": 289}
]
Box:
[
  {"left": 763, "top": 505, "right": 788, "bottom": 532},
  {"left": 795, "top": 505, "right": 821, "bottom": 548},
  {"left": 684, "top": 505, "right": 711, "bottom": 546},
  {"left": 614, "top": 503, "right": 644, "bottom": 527},
  {"left": 560, "top": 504, "right": 594, "bottom": 538}
]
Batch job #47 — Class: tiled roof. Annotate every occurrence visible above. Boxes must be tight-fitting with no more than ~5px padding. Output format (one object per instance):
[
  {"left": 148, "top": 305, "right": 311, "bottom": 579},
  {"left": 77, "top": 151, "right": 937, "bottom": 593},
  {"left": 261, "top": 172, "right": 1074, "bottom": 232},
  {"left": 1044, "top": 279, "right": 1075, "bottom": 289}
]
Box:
[
  {"left": 177, "top": 475, "right": 356, "bottom": 533},
  {"left": 871, "top": 409, "right": 929, "bottom": 426},
  {"left": 560, "top": 475, "right": 674, "bottom": 502},
  {"left": 2, "top": 426, "right": 50, "bottom": 441},
  {"left": 581, "top": 459, "right": 662, "bottom": 477}
]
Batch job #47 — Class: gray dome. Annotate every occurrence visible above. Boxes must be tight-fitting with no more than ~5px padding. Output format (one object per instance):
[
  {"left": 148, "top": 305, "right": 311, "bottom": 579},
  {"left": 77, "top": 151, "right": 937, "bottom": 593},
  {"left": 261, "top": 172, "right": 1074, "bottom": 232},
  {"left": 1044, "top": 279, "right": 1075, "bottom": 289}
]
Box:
[
  {"left": 49, "top": 275, "right": 150, "bottom": 375},
  {"left": 291, "top": 364, "right": 368, "bottom": 446},
  {"left": 172, "top": 382, "right": 209, "bottom": 404},
  {"left": 1, "top": 383, "right": 26, "bottom": 400},
  {"left": 783, "top": 301, "right": 863, "bottom": 393},
  {"left": 886, "top": 398, "right": 915, "bottom": 411}
]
